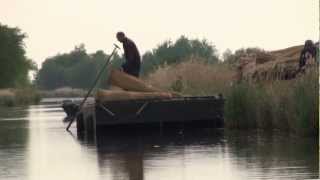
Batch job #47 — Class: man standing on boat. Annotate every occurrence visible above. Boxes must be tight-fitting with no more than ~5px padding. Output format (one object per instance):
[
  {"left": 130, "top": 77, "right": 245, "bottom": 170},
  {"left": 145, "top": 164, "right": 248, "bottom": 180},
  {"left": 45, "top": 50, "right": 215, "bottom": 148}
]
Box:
[{"left": 116, "top": 32, "right": 141, "bottom": 77}]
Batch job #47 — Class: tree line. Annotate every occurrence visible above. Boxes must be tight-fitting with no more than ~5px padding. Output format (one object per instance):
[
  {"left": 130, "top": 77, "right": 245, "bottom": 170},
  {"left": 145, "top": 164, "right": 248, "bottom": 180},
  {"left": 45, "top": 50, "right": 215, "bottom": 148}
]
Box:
[
  {"left": 35, "top": 44, "right": 124, "bottom": 90},
  {"left": 0, "top": 23, "right": 265, "bottom": 90},
  {"left": 36, "top": 36, "right": 221, "bottom": 90}
]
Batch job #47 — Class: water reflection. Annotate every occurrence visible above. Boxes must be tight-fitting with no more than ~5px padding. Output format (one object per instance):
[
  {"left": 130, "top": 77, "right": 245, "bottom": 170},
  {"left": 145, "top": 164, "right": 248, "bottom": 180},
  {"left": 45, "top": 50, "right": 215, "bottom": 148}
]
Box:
[
  {"left": 90, "top": 129, "right": 318, "bottom": 180},
  {"left": 97, "top": 135, "right": 144, "bottom": 180},
  {"left": 0, "top": 100, "right": 318, "bottom": 180},
  {"left": 94, "top": 129, "right": 222, "bottom": 180},
  {"left": 225, "top": 130, "right": 319, "bottom": 179},
  {"left": 0, "top": 106, "right": 29, "bottom": 179},
  {"left": 26, "top": 104, "right": 100, "bottom": 180}
]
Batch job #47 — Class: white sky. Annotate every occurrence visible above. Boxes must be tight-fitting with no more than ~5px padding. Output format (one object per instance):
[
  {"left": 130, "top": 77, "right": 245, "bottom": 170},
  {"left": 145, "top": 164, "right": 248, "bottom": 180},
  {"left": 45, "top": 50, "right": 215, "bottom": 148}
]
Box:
[{"left": 0, "top": 0, "right": 319, "bottom": 67}]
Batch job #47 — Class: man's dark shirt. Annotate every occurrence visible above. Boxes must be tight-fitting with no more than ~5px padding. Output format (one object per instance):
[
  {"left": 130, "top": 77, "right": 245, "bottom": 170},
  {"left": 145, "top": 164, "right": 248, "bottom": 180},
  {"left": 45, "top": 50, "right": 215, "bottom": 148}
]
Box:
[{"left": 122, "top": 37, "right": 141, "bottom": 77}]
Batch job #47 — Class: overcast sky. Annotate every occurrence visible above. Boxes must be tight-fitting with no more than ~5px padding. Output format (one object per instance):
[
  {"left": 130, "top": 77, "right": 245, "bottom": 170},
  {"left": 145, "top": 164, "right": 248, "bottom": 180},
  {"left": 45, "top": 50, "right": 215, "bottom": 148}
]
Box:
[{"left": 1, "top": 0, "right": 319, "bottom": 67}]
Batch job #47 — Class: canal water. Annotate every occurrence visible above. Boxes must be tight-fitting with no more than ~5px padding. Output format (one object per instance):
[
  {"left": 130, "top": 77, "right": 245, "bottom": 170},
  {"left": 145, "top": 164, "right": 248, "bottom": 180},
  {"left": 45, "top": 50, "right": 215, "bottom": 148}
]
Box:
[{"left": 0, "top": 98, "right": 318, "bottom": 180}]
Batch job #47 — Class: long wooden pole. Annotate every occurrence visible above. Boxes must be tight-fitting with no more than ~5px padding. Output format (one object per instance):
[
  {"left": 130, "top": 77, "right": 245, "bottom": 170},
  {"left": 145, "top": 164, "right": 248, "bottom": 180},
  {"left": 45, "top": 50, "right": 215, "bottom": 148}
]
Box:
[{"left": 66, "top": 44, "right": 120, "bottom": 131}]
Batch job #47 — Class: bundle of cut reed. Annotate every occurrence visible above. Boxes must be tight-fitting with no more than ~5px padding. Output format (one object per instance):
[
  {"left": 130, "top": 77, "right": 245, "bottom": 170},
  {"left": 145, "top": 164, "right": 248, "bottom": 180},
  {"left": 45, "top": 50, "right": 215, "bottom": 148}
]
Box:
[{"left": 96, "top": 69, "right": 180, "bottom": 102}]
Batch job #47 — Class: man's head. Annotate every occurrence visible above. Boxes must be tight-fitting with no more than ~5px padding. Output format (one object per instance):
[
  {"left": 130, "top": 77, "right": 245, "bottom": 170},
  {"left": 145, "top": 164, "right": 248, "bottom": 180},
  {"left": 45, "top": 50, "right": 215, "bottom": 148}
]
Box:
[
  {"left": 304, "top": 40, "right": 314, "bottom": 49},
  {"left": 116, "top": 32, "right": 126, "bottom": 43}
]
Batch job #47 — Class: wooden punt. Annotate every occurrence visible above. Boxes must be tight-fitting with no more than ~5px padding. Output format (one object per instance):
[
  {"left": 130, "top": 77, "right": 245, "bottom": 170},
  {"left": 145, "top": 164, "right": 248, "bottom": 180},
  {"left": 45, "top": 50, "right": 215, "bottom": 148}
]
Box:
[
  {"left": 62, "top": 69, "right": 224, "bottom": 134},
  {"left": 71, "top": 95, "right": 224, "bottom": 135}
]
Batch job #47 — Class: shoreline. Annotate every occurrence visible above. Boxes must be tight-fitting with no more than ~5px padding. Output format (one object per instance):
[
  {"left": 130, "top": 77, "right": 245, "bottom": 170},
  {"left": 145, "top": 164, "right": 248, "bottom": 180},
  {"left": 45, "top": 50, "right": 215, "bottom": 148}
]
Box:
[
  {"left": 38, "top": 87, "right": 87, "bottom": 98},
  {"left": 0, "top": 88, "right": 41, "bottom": 107}
]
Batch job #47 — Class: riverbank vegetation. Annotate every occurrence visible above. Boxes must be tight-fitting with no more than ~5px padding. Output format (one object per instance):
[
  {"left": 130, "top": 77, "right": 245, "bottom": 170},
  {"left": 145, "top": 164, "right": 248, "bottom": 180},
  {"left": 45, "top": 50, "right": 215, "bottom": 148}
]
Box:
[
  {"left": 0, "top": 24, "right": 36, "bottom": 88},
  {"left": 0, "top": 23, "right": 39, "bottom": 106},
  {"left": 224, "top": 68, "right": 318, "bottom": 136},
  {"left": 145, "top": 59, "right": 318, "bottom": 136},
  {"left": 0, "top": 88, "right": 40, "bottom": 107},
  {"left": 39, "top": 87, "right": 87, "bottom": 98},
  {"left": 145, "top": 59, "right": 235, "bottom": 95},
  {"left": 143, "top": 44, "right": 318, "bottom": 136}
]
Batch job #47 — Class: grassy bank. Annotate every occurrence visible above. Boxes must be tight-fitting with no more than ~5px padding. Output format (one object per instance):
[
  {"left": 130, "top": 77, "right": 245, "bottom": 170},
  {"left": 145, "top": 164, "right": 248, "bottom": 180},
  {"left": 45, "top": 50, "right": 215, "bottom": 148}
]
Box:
[
  {"left": 145, "top": 60, "right": 318, "bottom": 136},
  {"left": 0, "top": 88, "right": 41, "bottom": 107}
]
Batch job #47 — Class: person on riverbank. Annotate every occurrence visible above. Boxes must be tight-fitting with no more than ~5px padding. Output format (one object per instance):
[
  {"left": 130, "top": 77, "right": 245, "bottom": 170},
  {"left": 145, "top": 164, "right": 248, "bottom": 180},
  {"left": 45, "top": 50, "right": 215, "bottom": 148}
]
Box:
[
  {"left": 298, "top": 40, "right": 317, "bottom": 72},
  {"left": 116, "top": 32, "right": 141, "bottom": 77},
  {"left": 315, "top": 42, "right": 319, "bottom": 63}
]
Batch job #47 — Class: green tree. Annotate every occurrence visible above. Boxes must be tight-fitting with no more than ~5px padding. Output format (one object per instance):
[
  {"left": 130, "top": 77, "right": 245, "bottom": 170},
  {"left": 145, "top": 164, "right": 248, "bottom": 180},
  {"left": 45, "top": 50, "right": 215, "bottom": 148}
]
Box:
[
  {"left": 36, "top": 45, "right": 124, "bottom": 90},
  {"left": 0, "top": 23, "right": 35, "bottom": 88},
  {"left": 141, "top": 36, "right": 219, "bottom": 75}
]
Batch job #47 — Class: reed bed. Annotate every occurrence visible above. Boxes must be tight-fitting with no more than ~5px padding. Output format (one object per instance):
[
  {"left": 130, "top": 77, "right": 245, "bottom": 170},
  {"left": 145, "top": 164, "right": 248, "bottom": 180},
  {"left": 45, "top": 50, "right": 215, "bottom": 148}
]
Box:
[
  {"left": 145, "top": 59, "right": 318, "bottom": 136},
  {"left": 145, "top": 59, "right": 236, "bottom": 96}
]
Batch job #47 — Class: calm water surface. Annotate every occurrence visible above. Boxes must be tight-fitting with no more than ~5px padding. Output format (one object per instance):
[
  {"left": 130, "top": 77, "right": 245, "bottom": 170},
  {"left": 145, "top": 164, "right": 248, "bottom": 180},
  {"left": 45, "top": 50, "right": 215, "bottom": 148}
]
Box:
[{"left": 0, "top": 98, "right": 318, "bottom": 180}]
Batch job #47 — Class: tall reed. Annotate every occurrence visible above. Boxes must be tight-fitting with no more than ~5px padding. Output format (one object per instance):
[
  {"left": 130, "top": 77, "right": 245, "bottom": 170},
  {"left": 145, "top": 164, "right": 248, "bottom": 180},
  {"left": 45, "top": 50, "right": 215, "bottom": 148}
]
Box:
[
  {"left": 145, "top": 59, "right": 236, "bottom": 96},
  {"left": 224, "top": 67, "right": 318, "bottom": 136},
  {"left": 145, "top": 59, "right": 318, "bottom": 136}
]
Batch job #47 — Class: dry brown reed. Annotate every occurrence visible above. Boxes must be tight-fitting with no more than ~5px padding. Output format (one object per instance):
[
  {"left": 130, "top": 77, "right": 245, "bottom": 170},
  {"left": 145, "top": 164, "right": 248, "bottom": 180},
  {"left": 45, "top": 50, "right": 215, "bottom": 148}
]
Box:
[{"left": 145, "top": 58, "right": 237, "bottom": 96}]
